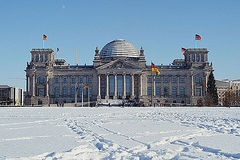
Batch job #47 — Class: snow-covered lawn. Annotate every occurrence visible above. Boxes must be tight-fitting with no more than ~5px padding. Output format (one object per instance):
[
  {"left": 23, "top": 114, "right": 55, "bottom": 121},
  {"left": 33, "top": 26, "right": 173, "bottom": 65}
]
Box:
[{"left": 0, "top": 107, "right": 239, "bottom": 160}]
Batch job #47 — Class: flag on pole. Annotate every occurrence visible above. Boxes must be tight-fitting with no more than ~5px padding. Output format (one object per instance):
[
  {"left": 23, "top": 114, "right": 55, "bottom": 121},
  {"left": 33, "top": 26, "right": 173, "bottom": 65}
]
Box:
[
  {"left": 84, "top": 84, "right": 89, "bottom": 88},
  {"left": 195, "top": 34, "right": 202, "bottom": 40},
  {"left": 57, "top": 48, "right": 59, "bottom": 53},
  {"left": 43, "top": 34, "right": 47, "bottom": 40},
  {"left": 151, "top": 63, "right": 160, "bottom": 76},
  {"left": 181, "top": 48, "right": 187, "bottom": 53}
]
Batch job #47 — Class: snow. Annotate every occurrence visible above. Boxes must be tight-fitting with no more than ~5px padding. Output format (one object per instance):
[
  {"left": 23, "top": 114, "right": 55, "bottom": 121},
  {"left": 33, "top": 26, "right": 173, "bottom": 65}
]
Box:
[{"left": 0, "top": 107, "right": 239, "bottom": 160}]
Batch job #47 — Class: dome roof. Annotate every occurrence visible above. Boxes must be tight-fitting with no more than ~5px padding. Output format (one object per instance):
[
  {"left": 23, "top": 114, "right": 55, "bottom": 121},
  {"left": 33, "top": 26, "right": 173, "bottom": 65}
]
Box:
[{"left": 100, "top": 39, "right": 139, "bottom": 58}]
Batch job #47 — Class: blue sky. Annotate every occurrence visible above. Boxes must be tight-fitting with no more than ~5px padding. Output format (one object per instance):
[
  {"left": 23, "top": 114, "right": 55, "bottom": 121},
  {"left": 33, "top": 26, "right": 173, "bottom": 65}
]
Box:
[{"left": 0, "top": 0, "right": 240, "bottom": 89}]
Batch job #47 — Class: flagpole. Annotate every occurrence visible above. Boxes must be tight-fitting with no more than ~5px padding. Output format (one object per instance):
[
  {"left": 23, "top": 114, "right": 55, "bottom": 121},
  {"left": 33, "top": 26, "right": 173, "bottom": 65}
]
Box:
[
  {"left": 195, "top": 34, "right": 196, "bottom": 48},
  {"left": 151, "top": 62, "right": 153, "bottom": 107},
  {"left": 43, "top": 40, "right": 44, "bottom": 48}
]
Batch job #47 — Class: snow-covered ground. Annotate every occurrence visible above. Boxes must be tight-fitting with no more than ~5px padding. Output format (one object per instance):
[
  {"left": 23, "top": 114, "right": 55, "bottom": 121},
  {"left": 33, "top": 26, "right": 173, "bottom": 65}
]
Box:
[{"left": 0, "top": 107, "right": 239, "bottom": 160}]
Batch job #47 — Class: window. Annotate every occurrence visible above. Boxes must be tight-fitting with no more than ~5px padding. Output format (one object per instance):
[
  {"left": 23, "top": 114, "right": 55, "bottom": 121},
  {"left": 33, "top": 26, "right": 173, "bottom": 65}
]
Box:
[
  {"left": 196, "top": 54, "right": 200, "bottom": 62},
  {"left": 126, "top": 75, "right": 131, "bottom": 96},
  {"left": 38, "top": 77, "right": 45, "bottom": 84},
  {"left": 172, "top": 77, "right": 177, "bottom": 83},
  {"left": 63, "top": 87, "right": 68, "bottom": 96},
  {"left": 88, "top": 77, "right": 92, "bottom": 83},
  {"left": 55, "top": 87, "right": 59, "bottom": 97},
  {"left": 163, "top": 77, "right": 169, "bottom": 83},
  {"left": 38, "top": 88, "right": 44, "bottom": 96},
  {"left": 63, "top": 78, "right": 67, "bottom": 83},
  {"left": 147, "top": 87, "right": 152, "bottom": 96},
  {"left": 72, "top": 78, "right": 75, "bottom": 84},
  {"left": 180, "top": 77, "right": 185, "bottom": 83},
  {"left": 156, "top": 77, "right": 160, "bottom": 83},
  {"left": 71, "top": 87, "right": 75, "bottom": 97},
  {"left": 148, "top": 77, "right": 152, "bottom": 83},
  {"left": 89, "top": 87, "right": 92, "bottom": 96},
  {"left": 201, "top": 54, "right": 204, "bottom": 62},
  {"left": 195, "top": 88, "right": 202, "bottom": 96},
  {"left": 117, "top": 75, "right": 123, "bottom": 97},
  {"left": 164, "top": 86, "right": 169, "bottom": 96},
  {"left": 79, "top": 78, "right": 83, "bottom": 83},
  {"left": 195, "top": 77, "right": 202, "bottom": 83},
  {"left": 45, "top": 55, "right": 48, "bottom": 62},
  {"left": 180, "top": 87, "right": 185, "bottom": 96},
  {"left": 40, "top": 55, "right": 43, "bottom": 62},
  {"left": 192, "top": 54, "right": 195, "bottom": 62},
  {"left": 156, "top": 87, "right": 161, "bottom": 97},
  {"left": 172, "top": 86, "right": 177, "bottom": 96},
  {"left": 36, "top": 55, "right": 39, "bottom": 62},
  {"left": 55, "top": 77, "right": 59, "bottom": 83},
  {"left": 109, "top": 75, "right": 114, "bottom": 96},
  {"left": 78, "top": 87, "right": 83, "bottom": 97}
]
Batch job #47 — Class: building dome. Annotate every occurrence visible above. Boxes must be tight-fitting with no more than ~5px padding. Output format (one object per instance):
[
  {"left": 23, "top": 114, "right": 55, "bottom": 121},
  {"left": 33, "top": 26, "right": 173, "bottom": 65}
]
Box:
[{"left": 100, "top": 39, "right": 139, "bottom": 58}]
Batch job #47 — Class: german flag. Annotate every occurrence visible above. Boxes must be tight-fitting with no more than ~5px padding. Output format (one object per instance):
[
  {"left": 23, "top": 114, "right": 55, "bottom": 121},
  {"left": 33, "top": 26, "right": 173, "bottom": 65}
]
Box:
[
  {"left": 195, "top": 34, "right": 202, "bottom": 40},
  {"left": 181, "top": 48, "right": 187, "bottom": 53},
  {"left": 57, "top": 48, "right": 59, "bottom": 53},
  {"left": 151, "top": 63, "right": 160, "bottom": 76},
  {"left": 84, "top": 84, "right": 89, "bottom": 88},
  {"left": 43, "top": 34, "right": 47, "bottom": 40}
]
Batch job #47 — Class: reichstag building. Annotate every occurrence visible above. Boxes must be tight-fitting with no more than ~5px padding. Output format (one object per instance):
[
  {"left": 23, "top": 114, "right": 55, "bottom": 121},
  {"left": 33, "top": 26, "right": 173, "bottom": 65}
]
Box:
[{"left": 25, "top": 39, "right": 212, "bottom": 106}]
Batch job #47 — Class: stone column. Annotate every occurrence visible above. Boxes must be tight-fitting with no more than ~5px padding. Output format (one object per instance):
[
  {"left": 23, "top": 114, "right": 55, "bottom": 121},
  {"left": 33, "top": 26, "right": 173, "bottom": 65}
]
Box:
[
  {"left": 33, "top": 74, "right": 36, "bottom": 96},
  {"left": 98, "top": 75, "right": 101, "bottom": 98},
  {"left": 105, "top": 74, "right": 109, "bottom": 99},
  {"left": 114, "top": 74, "right": 117, "bottom": 99},
  {"left": 140, "top": 74, "right": 142, "bottom": 96},
  {"left": 131, "top": 74, "right": 135, "bottom": 98},
  {"left": 123, "top": 74, "right": 126, "bottom": 99}
]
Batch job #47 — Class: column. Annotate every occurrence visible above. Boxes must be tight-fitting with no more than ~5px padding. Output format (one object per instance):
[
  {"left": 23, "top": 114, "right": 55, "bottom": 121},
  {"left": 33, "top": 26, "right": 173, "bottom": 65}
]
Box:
[
  {"left": 33, "top": 74, "right": 36, "bottom": 96},
  {"left": 131, "top": 74, "right": 135, "bottom": 97},
  {"left": 105, "top": 74, "right": 109, "bottom": 99},
  {"left": 26, "top": 76, "right": 28, "bottom": 96},
  {"left": 123, "top": 74, "right": 126, "bottom": 98},
  {"left": 114, "top": 74, "right": 117, "bottom": 99},
  {"left": 98, "top": 75, "right": 101, "bottom": 98}
]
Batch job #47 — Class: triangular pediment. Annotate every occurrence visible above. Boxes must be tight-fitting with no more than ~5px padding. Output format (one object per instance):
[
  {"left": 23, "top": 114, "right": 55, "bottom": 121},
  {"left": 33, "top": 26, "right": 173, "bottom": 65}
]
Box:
[{"left": 96, "top": 59, "right": 141, "bottom": 70}]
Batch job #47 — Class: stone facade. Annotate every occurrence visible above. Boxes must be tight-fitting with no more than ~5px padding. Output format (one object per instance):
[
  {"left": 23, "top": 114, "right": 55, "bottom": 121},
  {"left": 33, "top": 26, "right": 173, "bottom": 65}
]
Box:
[{"left": 25, "top": 40, "right": 212, "bottom": 106}]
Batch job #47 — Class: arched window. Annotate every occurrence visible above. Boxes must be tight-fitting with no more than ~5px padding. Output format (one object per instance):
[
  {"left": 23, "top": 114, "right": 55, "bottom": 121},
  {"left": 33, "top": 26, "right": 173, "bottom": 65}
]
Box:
[
  {"left": 36, "top": 55, "right": 39, "bottom": 62},
  {"left": 201, "top": 54, "right": 204, "bottom": 62},
  {"left": 196, "top": 54, "right": 200, "bottom": 62},
  {"left": 38, "top": 77, "right": 45, "bottom": 84},
  {"left": 40, "top": 55, "right": 43, "bottom": 62},
  {"left": 45, "top": 55, "right": 48, "bottom": 62},
  {"left": 192, "top": 54, "right": 195, "bottom": 62}
]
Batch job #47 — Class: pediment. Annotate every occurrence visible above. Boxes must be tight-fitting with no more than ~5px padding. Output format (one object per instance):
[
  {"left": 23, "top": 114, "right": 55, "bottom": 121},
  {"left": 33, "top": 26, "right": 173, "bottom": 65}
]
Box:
[{"left": 97, "top": 59, "right": 141, "bottom": 70}]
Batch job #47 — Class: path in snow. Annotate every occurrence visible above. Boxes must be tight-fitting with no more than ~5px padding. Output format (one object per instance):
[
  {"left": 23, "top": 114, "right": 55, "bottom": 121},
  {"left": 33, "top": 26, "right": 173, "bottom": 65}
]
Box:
[{"left": 0, "top": 107, "right": 239, "bottom": 160}]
